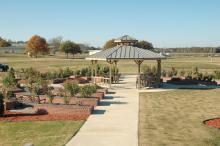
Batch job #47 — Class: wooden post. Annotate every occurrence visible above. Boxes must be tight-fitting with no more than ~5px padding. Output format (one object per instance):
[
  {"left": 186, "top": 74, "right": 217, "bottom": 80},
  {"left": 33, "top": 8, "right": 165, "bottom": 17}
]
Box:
[
  {"left": 113, "top": 60, "right": 118, "bottom": 83},
  {"left": 156, "top": 59, "right": 161, "bottom": 87},
  {"left": 94, "top": 60, "right": 98, "bottom": 77},
  {"left": 91, "top": 60, "right": 94, "bottom": 83},
  {"left": 134, "top": 60, "right": 144, "bottom": 89},
  {"left": 107, "top": 60, "right": 114, "bottom": 88}
]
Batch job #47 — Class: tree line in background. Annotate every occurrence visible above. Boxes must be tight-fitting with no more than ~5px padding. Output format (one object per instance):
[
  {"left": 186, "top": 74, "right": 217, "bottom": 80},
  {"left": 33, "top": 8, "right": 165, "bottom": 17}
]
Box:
[
  {"left": 158, "top": 47, "right": 220, "bottom": 53},
  {"left": 1, "top": 35, "right": 220, "bottom": 56},
  {"left": 0, "top": 37, "right": 11, "bottom": 47}
]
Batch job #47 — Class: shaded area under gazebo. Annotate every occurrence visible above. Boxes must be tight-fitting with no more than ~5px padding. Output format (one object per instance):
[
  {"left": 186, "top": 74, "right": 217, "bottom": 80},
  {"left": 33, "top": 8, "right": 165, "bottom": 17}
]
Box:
[{"left": 86, "top": 35, "right": 166, "bottom": 89}]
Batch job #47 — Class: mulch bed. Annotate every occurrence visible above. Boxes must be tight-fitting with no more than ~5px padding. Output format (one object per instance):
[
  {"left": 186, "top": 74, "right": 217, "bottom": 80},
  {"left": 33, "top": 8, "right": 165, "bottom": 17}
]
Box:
[
  {"left": 0, "top": 111, "right": 89, "bottom": 122},
  {"left": 205, "top": 118, "right": 220, "bottom": 129}
]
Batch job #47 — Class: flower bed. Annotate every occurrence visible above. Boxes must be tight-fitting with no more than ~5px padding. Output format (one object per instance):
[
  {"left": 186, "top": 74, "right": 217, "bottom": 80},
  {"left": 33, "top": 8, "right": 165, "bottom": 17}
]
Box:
[
  {"left": 204, "top": 118, "right": 220, "bottom": 129},
  {"left": 34, "top": 104, "right": 93, "bottom": 115},
  {"left": 0, "top": 104, "right": 92, "bottom": 122},
  {"left": 51, "top": 97, "right": 98, "bottom": 107},
  {"left": 167, "top": 77, "right": 218, "bottom": 85}
]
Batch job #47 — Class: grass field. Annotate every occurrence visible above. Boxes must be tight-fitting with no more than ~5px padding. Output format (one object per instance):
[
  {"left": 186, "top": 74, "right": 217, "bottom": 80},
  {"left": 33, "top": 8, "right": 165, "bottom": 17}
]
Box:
[
  {"left": 139, "top": 89, "right": 220, "bottom": 146},
  {"left": 0, "top": 120, "right": 83, "bottom": 146},
  {"left": 0, "top": 54, "right": 220, "bottom": 74}
]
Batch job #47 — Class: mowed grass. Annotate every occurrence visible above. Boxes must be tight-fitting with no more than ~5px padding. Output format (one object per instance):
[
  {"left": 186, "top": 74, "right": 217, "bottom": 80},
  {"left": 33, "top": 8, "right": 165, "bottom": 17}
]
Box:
[
  {"left": 0, "top": 121, "right": 83, "bottom": 146},
  {"left": 0, "top": 54, "right": 220, "bottom": 74},
  {"left": 139, "top": 89, "right": 220, "bottom": 146}
]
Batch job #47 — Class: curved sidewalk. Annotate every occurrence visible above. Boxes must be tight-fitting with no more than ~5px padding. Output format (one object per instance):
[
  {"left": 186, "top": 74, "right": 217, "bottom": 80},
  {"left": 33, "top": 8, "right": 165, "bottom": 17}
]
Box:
[{"left": 66, "top": 75, "right": 139, "bottom": 146}]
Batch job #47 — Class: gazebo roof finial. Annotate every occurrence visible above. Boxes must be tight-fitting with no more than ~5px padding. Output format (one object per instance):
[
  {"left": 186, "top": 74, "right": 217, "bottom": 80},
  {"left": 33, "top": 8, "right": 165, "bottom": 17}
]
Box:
[{"left": 114, "top": 35, "right": 138, "bottom": 45}]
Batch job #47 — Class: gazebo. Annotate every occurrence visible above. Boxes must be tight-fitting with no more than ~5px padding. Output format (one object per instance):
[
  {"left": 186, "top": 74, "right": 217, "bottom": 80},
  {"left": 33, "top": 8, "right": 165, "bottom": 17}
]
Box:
[{"left": 86, "top": 35, "right": 166, "bottom": 89}]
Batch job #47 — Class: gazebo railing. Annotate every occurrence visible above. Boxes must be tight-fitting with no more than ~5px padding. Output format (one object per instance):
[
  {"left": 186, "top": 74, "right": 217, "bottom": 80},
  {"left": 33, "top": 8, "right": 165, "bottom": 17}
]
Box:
[{"left": 92, "top": 76, "right": 111, "bottom": 87}]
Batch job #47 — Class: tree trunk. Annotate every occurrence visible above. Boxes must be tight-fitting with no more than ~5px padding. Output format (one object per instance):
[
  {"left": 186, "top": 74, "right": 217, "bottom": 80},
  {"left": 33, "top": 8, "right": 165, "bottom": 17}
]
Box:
[
  {"left": 66, "top": 53, "right": 69, "bottom": 59},
  {"left": 37, "top": 95, "right": 40, "bottom": 104}
]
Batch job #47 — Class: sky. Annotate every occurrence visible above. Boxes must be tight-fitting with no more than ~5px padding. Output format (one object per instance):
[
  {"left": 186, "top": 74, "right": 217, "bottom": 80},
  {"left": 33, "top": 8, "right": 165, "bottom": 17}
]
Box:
[{"left": 1, "top": 0, "right": 220, "bottom": 48}]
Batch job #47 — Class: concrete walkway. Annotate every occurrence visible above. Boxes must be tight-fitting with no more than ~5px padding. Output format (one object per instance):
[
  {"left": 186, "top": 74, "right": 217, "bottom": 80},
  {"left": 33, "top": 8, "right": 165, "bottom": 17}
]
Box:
[{"left": 66, "top": 75, "right": 139, "bottom": 146}]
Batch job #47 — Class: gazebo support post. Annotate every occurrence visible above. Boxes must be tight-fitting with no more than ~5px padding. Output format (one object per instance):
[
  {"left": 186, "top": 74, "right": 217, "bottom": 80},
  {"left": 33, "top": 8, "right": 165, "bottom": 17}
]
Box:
[
  {"left": 134, "top": 60, "right": 144, "bottom": 89},
  {"left": 91, "top": 60, "right": 94, "bottom": 83},
  {"left": 113, "top": 60, "right": 118, "bottom": 83},
  {"left": 94, "top": 60, "right": 98, "bottom": 77},
  {"left": 156, "top": 59, "right": 161, "bottom": 87},
  {"left": 107, "top": 60, "right": 114, "bottom": 88}
]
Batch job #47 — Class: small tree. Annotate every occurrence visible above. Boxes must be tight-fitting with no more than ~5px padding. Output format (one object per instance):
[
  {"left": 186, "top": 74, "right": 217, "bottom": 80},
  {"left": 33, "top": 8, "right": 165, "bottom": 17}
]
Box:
[
  {"left": 135, "top": 40, "right": 154, "bottom": 51},
  {"left": 46, "top": 86, "right": 54, "bottom": 104},
  {"left": 58, "top": 88, "right": 70, "bottom": 104},
  {"left": 103, "top": 39, "right": 116, "bottom": 50},
  {"left": 48, "top": 36, "right": 63, "bottom": 54},
  {"left": 26, "top": 35, "right": 49, "bottom": 58},
  {"left": 0, "top": 92, "right": 4, "bottom": 116},
  {"left": 2, "top": 73, "right": 17, "bottom": 100},
  {"left": 60, "top": 41, "right": 81, "bottom": 58},
  {"left": 30, "top": 77, "right": 44, "bottom": 104}
]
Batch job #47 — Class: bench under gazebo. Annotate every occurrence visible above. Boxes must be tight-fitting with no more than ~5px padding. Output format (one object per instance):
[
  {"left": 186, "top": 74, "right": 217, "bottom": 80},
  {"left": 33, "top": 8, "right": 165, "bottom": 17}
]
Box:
[{"left": 86, "top": 35, "right": 166, "bottom": 89}]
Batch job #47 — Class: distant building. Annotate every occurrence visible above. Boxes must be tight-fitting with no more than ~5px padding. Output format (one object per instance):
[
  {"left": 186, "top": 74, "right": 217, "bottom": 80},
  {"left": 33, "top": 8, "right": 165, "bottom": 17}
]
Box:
[{"left": 89, "top": 50, "right": 101, "bottom": 55}]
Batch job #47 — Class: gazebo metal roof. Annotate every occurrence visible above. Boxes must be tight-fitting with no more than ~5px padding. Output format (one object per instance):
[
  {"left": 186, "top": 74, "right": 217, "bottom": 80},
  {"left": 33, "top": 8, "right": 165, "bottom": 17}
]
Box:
[{"left": 86, "top": 45, "right": 165, "bottom": 61}]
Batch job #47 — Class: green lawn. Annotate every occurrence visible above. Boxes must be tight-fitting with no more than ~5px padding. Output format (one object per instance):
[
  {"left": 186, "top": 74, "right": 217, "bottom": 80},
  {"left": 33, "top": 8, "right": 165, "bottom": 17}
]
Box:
[
  {"left": 0, "top": 121, "right": 83, "bottom": 146},
  {"left": 139, "top": 89, "right": 220, "bottom": 146},
  {"left": 0, "top": 54, "right": 220, "bottom": 74}
]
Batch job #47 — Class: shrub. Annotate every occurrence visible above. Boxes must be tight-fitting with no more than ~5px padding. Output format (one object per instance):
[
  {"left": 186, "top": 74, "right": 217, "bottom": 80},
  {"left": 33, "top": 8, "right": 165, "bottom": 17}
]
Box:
[
  {"left": 58, "top": 69, "right": 64, "bottom": 78},
  {"left": 179, "top": 70, "right": 186, "bottom": 77},
  {"left": 90, "top": 85, "right": 97, "bottom": 93},
  {"left": 8, "top": 67, "right": 15, "bottom": 78},
  {"left": 63, "top": 96, "right": 70, "bottom": 104},
  {"left": 167, "top": 70, "right": 173, "bottom": 77},
  {"left": 74, "top": 70, "right": 81, "bottom": 76},
  {"left": 80, "top": 85, "right": 96, "bottom": 98},
  {"left": 0, "top": 93, "right": 4, "bottom": 116},
  {"left": 81, "top": 68, "right": 89, "bottom": 76},
  {"left": 186, "top": 71, "right": 192, "bottom": 79},
  {"left": 46, "top": 87, "right": 54, "bottom": 104},
  {"left": 98, "top": 66, "right": 108, "bottom": 77},
  {"left": 161, "top": 70, "right": 167, "bottom": 77},
  {"left": 64, "top": 82, "right": 80, "bottom": 97},
  {"left": 213, "top": 70, "right": 220, "bottom": 79},
  {"left": 142, "top": 65, "right": 157, "bottom": 77},
  {"left": 63, "top": 67, "right": 74, "bottom": 77},
  {"left": 202, "top": 73, "right": 213, "bottom": 81},
  {"left": 171, "top": 67, "right": 178, "bottom": 76}
]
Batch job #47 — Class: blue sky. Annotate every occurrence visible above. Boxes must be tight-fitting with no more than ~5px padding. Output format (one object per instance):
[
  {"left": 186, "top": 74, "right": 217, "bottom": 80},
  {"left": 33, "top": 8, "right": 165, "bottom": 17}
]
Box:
[{"left": 1, "top": 0, "right": 220, "bottom": 48}]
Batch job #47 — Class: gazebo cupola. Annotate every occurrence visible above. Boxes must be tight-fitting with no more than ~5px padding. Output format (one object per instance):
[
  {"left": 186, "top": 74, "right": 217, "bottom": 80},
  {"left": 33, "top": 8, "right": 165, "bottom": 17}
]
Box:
[{"left": 114, "top": 35, "right": 138, "bottom": 46}]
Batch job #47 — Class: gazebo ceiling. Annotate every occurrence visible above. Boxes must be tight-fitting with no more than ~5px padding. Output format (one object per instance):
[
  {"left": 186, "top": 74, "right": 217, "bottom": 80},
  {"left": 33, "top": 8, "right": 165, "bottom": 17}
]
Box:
[{"left": 86, "top": 45, "right": 166, "bottom": 61}]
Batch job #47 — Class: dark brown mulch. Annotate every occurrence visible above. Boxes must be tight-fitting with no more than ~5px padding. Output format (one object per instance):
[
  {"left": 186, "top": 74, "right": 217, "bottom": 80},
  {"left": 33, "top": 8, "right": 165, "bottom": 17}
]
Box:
[{"left": 0, "top": 111, "right": 88, "bottom": 122}]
